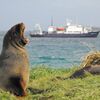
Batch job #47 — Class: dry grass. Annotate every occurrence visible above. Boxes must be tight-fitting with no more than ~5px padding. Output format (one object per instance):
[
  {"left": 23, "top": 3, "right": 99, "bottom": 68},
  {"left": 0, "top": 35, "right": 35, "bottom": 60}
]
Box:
[{"left": 81, "top": 51, "right": 100, "bottom": 67}]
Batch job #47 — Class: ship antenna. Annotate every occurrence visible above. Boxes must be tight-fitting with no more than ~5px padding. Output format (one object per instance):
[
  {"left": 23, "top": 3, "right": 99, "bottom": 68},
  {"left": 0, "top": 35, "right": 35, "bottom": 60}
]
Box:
[{"left": 51, "top": 17, "right": 53, "bottom": 26}]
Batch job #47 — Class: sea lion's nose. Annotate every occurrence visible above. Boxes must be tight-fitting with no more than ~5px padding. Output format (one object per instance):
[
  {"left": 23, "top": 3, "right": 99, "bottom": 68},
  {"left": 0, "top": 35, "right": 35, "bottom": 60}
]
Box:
[
  {"left": 20, "top": 23, "right": 24, "bottom": 26},
  {"left": 20, "top": 23, "right": 25, "bottom": 29}
]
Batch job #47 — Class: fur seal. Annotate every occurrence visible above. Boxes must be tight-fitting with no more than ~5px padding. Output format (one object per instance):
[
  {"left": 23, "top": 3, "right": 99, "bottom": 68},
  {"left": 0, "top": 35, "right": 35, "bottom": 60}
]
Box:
[
  {"left": 70, "top": 65, "right": 100, "bottom": 78},
  {"left": 0, "top": 23, "right": 29, "bottom": 96},
  {"left": 69, "top": 52, "right": 100, "bottom": 78}
]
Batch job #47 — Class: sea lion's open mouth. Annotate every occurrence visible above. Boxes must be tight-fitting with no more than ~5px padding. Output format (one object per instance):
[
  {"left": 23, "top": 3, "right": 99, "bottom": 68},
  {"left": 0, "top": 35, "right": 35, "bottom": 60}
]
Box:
[
  {"left": 19, "top": 38, "right": 29, "bottom": 46},
  {"left": 14, "top": 23, "right": 29, "bottom": 47}
]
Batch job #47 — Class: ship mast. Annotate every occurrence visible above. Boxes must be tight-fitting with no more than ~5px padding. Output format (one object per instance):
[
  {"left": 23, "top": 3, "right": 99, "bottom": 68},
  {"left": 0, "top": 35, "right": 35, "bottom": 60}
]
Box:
[{"left": 51, "top": 17, "right": 53, "bottom": 26}]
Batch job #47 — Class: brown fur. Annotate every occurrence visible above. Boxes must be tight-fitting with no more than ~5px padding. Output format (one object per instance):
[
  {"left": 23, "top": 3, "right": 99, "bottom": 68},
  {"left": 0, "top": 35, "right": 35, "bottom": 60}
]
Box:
[{"left": 0, "top": 23, "right": 29, "bottom": 96}]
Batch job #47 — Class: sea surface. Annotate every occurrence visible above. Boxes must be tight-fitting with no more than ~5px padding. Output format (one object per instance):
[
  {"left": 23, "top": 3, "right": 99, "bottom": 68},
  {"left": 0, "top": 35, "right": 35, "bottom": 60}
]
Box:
[{"left": 0, "top": 31, "right": 100, "bottom": 68}]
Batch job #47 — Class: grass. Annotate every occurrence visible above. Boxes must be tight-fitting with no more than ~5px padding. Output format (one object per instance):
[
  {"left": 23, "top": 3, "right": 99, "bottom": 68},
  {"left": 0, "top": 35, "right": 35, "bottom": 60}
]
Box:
[{"left": 1, "top": 65, "right": 100, "bottom": 100}]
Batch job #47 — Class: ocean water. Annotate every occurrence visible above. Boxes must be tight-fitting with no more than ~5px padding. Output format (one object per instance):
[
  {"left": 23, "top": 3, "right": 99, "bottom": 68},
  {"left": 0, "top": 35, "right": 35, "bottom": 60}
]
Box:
[{"left": 0, "top": 31, "right": 100, "bottom": 68}]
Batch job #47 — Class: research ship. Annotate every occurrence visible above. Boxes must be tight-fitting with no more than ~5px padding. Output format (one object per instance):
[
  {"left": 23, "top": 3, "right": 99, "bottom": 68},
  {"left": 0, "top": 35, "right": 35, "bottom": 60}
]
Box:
[{"left": 30, "top": 22, "right": 99, "bottom": 38}]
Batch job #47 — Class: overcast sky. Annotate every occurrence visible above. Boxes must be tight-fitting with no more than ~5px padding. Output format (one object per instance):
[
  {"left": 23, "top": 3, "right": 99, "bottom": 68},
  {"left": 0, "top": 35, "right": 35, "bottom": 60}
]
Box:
[{"left": 0, "top": 0, "right": 100, "bottom": 31}]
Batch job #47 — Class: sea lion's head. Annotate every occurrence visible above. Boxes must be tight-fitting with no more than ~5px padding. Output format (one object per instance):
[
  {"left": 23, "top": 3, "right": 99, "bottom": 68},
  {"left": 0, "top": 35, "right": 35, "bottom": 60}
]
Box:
[{"left": 3, "top": 23, "right": 29, "bottom": 49}]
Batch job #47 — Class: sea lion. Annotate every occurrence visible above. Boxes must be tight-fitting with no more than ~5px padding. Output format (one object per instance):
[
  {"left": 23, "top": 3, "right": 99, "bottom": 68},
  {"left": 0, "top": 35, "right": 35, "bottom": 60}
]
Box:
[
  {"left": 69, "top": 65, "right": 100, "bottom": 78},
  {"left": 69, "top": 52, "right": 100, "bottom": 78},
  {"left": 0, "top": 23, "right": 29, "bottom": 96}
]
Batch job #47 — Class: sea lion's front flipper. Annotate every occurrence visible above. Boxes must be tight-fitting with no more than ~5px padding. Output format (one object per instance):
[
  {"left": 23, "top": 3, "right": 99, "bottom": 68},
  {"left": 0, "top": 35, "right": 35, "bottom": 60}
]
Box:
[{"left": 9, "top": 76, "right": 27, "bottom": 96}]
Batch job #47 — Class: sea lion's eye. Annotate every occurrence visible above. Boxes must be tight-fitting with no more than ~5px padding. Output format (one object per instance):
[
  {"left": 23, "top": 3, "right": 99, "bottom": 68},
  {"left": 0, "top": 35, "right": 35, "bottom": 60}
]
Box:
[
  {"left": 16, "top": 32, "right": 18, "bottom": 35},
  {"left": 14, "top": 31, "right": 19, "bottom": 36}
]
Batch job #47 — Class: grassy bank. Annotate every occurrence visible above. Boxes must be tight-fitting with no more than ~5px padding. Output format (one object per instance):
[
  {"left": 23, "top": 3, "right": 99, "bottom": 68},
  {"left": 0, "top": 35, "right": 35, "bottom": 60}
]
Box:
[{"left": 0, "top": 66, "right": 100, "bottom": 100}]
